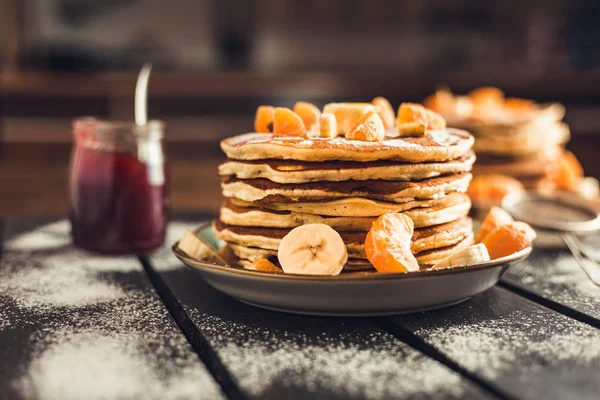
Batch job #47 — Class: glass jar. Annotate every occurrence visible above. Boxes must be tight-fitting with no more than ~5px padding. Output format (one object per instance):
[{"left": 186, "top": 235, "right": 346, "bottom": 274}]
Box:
[{"left": 69, "top": 118, "right": 170, "bottom": 254}]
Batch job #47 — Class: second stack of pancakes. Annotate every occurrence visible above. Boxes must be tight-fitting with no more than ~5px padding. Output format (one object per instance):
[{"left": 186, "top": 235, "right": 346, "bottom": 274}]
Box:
[{"left": 215, "top": 128, "right": 476, "bottom": 272}]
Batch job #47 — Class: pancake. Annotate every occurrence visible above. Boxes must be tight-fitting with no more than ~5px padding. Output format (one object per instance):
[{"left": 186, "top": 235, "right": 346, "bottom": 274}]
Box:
[
  {"left": 234, "top": 255, "right": 374, "bottom": 272},
  {"left": 472, "top": 151, "right": 559, "bottom": 177},
  {"left": 219, "top": 193, "right": 471, "bottom": 230},
  {"left": 472, "top": 123, "right": 569, "bottom": 156},
  {"left": 451, "top": 103, "right": 566, "bottom": 135},
  {"left": 221, "top": 129, "right": 474, "bottom": 163},
  {"left": 213, "top": 217, "right": 473, "bottom": 259},
  {"left": 222, "top": 173, "right": 472, "bottom": 204},
  {"left": 413, "top": 233, "right": 474, "bottom": 266},
  {"left": 230, "top": 193, "right": 467, "bottom": 217},
  {"left": 219, "top": 151, "right": 476, "bottom": 183}
]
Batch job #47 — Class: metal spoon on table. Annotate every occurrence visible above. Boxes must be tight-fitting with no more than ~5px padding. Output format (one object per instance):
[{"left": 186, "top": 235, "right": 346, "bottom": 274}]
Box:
[{"left": 502, "top": 192, "right": 600, "bottom": 286}]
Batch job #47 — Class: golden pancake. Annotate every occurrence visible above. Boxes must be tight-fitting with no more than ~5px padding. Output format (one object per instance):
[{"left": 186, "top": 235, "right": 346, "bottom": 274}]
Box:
[
  {"left": 219, "top": 193, "right": 471, "bottom": 230},
  {"left": 414, "top": 233, "right": 474, "bottom": 266},
  {"left": 230, "top": 194, "right": 466, "bottom": 217},
  {"left": 213, "top": 217, "right": 473, "bottom": 259},
  {"left": 219, "top": 152, "right": 475, "bottom": 183},
  {"left": 472, "top": 148, "right": 560, "bottom": 177},
  {"left": 221, "top": 129, "right": 474, "bottom": 163},
  {"left": 222, "top": 173, "right": 472, "bottom": 204},
  {"left": 472, "top": 123, "right": 569, "bottom": 156}
]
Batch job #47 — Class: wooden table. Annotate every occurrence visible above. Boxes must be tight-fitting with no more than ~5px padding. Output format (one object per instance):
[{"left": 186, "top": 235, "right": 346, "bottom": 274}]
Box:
[{"left": 1, "top": 216, "right": 599, "bottom": 400}]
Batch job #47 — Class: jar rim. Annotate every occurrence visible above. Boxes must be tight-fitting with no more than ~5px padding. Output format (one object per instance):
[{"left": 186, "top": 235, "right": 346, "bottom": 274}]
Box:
[{"left": 73, "top": 117, "right": 165, "bottom": 140}]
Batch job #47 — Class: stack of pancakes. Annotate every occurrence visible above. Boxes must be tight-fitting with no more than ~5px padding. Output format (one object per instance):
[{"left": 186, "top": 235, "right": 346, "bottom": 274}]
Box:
[
  {"left": 214, "top": 129, "right": 476, "bottom": 272},
  {"left": 463, "top": 103, "right": 569, "bottom": 189}
]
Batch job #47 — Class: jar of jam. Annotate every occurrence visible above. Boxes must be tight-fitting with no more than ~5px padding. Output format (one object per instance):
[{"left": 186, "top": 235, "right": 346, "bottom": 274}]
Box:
[{"left": 69, "top": 118, "right": 169, "bottom": 254}]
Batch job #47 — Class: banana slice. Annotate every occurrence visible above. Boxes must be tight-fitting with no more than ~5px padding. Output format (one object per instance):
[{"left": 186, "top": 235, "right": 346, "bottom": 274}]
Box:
[
  {"left": 319, "top": 113, "right": 338, "bottom": 138},
  {"left": 178, "top": 230, "right": 227, "bottom": 265},
  {"left": 322, "top": 102, "right": 376, "bottom": 135},
  {"left": 278, "top": 224, "right": 348, "bottom": 276},
  {"left": 432, "top": 243, "right": 490, "bottom": 270},
  {"left": 397, "top": 122, "right": 426, "bottom": 137}
]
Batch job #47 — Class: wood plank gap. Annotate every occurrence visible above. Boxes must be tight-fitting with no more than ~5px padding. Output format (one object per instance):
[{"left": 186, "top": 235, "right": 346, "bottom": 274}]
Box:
[
  {"left": 138, "top": 255, "right": 250, "bottom": 400},
  {"left": 373, "top": 317, "right": 517, "bottom": 400},
  {"left": 498, "top": 280, "right": 600, "bottom": 329}
]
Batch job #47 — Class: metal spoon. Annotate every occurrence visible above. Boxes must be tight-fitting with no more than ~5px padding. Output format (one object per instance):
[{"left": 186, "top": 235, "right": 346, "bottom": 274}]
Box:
[{"left": 135, "top": 63, "right": 152, "bottom": 126}]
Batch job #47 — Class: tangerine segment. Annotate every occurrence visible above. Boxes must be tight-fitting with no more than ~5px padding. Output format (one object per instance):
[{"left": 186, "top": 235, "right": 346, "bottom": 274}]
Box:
[
  {"left": 469, "top": 87, "right": 504, "bottom": 105},
  {"left": 475, "top": 206, "right": 514, "bottom": 243},
  {"left": 346, "top": 110, "right": 385, "bottom": 142},
  {"left": 365, "top": 213, "right": 420, "bottom": 273},
  {"left": 273, "top": 107, "right": 307, "bottom": 138},
  {"left": 254, "top": 105, "right": 275, "bottom": 133},
  {"left": 372, "top": 97, "right": 396, "bottom": 129},
  {"left": 248, "top": 258, "right": 282, "bottom": 273},
  {"left": 467, "top": 174, "right": 525, "bottom": 208},
  {"left": 293, "top": 101, "right": 321, "bottom": 130},
  {"left": 423, "top": 90, "right": 454, "bottom": 114},
  {"left": 480, "top": 222, "right": 536, "bottom": 260},
  {"left": 552, "top": 151, "right": 584, "bottom": 191},
  {"left": 397, "top": 103, "right": 447, "bottom": 132},
  {"left": 322, "top": 103, "right": 376, "bottom": 134}
]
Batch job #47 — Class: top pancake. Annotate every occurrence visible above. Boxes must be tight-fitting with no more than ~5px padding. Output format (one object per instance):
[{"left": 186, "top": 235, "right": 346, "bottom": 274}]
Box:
[{"left": 221, "top": 129, "right": 474, "bottom": 163}]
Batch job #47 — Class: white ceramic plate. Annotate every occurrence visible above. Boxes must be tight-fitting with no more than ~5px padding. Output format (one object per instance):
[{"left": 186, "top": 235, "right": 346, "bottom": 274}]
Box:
[{"left": 172, "top": 224, "right": 532, "bottom": 316}]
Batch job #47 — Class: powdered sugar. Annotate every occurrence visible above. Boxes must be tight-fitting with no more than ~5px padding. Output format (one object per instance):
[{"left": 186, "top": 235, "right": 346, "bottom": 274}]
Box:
[
  {"left": 505, "top": 253, "right": 600, "bottom": 317},
  {"left": 2, "top": 221, "right": 223, "bottom": 400},
  {"left": 17, "top": 330, "right": 222, "bottom": 400},
  {"left": 188, "top": 312, "right": 480, "bottom": 399}
]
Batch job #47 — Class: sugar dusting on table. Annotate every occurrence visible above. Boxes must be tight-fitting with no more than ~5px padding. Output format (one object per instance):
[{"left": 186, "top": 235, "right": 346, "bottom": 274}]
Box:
[
  {"left": 1, "top": 221, "right": 223, "bottom": 400},
  {"left": 189, "top": 311, "right": 473, "bottom": 399}
]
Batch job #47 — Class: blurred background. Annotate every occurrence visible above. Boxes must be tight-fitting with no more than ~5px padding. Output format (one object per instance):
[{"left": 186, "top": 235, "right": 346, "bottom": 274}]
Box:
[{"left": 2, "top": 0, "right": 600, "bottom": 216}]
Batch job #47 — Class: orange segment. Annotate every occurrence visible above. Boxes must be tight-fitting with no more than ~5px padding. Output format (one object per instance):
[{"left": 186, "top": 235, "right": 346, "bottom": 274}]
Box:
[
  {"left": 475, "top": 206, "right": 514, "bottom": 243},
  {"left": 345, "top": 110, "right": 385, "bottom": 142},
  {"left": 322, "top": 103, "right": 376, "bottom": 134},
  {"left": 467, "top": 174, "right": 525, "bottom": 209},
  {"left": 293, "top": 101, "right": 321, "bottom": 130},
  {"left": 254, "top": 105, "right": 275, "bottom": 133},
  {"left": 423, "top": 90, "right": 454, "bottom": 114},
  {"left": 372, "top": 97, "right": 396, "bottom": 129},
  {"left": 396, "top": 103, "right": 447, "bottom": 136},
  {"left": 365, "top": 213, "right": 420, "bottom": 273},
  {"left": 480, "top": 222, "right": 536, "bottom": 260},
  {"left": 551, "top": 151, "right": 584, "bottom": 191},
  {"left": 248, "top": 258, "right": 282, "bottom": 273},
  {"left": 469, "top": 87, "right": 504, "bottom": 105},
  {"left": 273, "top": 107, "right": 307, "bottom": 138}
]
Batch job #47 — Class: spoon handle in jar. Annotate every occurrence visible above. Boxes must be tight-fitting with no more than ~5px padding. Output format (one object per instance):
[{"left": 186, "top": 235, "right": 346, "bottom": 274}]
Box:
[{"left": 562, "top": 233, "right": 600, "bottom": 286}]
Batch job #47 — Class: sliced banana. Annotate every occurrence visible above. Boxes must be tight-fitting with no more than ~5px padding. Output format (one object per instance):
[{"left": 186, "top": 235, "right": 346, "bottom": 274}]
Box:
[
  {"left": 319, "top": 113, "right": 338, "bottom": 138},
  {"left": 397, "top": 122, "right": 426, "bottom": 137},
  {"left": 178, "top": 230, "right": 227, "bottom": 265},
  {"left": 432, "top": 243, "right": 490, "bottom": 270},
  {"left": 278, "top": 224, "right": 348, "bottom": 276},
  {"left": 322, "top": 102, "right": 376, "bottom": 135}
]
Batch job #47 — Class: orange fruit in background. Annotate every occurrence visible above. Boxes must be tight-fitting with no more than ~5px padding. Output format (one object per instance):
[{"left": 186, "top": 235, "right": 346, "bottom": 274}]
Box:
[
  {"left": 475, "top": 206, "right": 514, "bottom": 243},
  {"left": 293, "top": 101, "right": 321, "bottom": 130},
  {"left": 467, "top": 174, "right": 525, "bottom": 208},
  {"left": 254, "top": 105, "right": 275, "bottom": 133},
  {"left": 480, "top": 221, "right": 536, "bottom": 260},
  {"left": 372, "top": 97, "right": 396, "bottom": 129},
  {"left": 551, "top": 151, "right": 584, "bottom": 191},
  {"left": 273, "top": 107, "right": 307, "bottom": 138},
  {"left": 423, "top": 90, "right": 454, "bottom": 114},
  {"left": 397, "top": 103, "right": 447, "bottom": 131},
  {"left": 365, "top": 213, "right": 420, "bottom": 273},
  {"left": 469, "top": 87, "right": 504, "bottom": 105},
  {"left": 504, "top": 97, "right": 536, "bottom": 111},
  {"left": 346, "top": 110, "right": 385, "bottom": 142}
]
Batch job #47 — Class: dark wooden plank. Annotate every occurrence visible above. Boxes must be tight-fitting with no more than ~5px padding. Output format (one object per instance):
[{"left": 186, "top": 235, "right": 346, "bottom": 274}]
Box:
[
  {"left": 388, "top": 287, "right": 600, "bottom": 400},
  {"left": 0, "top": 218, "right": 224, "bottom": 400},
  {"left": 148, "top": 219, "right": 495, "bottom": 400},
  {"left": 502, "top": 245, "right": 600, "bottom": 322}
]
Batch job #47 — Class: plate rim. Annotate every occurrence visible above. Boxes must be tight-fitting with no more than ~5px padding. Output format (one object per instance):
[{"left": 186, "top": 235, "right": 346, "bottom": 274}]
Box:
[{"left": 171, "top": 222, "right": 532, "bottom": 282}]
